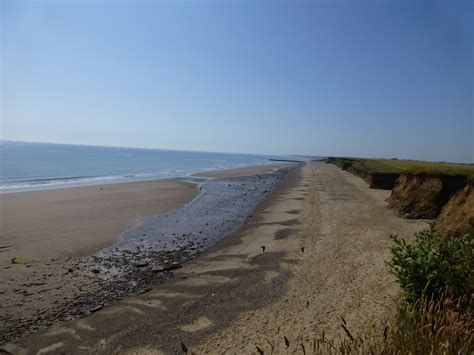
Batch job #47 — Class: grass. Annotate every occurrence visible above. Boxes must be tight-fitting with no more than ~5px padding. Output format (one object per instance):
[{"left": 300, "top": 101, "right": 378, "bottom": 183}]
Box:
[
  {"left": 373, "top": 159, "right": 474, "bottom": 177},
  {"left": 326, "top": 157, "right": 474, "bottom": 182},
  {"left": 300, "top": 295, "right": 473, "bottom": 354},
  {"left": 255, "top": 295, "right": 473, "bottom": 354}
]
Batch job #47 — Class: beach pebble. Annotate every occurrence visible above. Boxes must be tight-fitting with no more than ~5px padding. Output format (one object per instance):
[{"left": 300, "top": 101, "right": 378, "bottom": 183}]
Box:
[
  {"left": 152, "top": 266, "right": 166, "bottom": 273},
  {"left": 89, "top": 305, "right": 103, "bottom": 313},
  {"left": 167, "top": 262, "right": 182, "bottom": 270},
  {"left": 133, "top": 261, "right": 149, "bottom": 268}
]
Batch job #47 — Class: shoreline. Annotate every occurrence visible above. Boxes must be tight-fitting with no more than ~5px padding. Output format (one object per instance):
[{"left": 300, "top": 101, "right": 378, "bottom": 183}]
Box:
[
  {"left": 0, "top": 179, "right": 199, "bottom": 261},
  {"left": 0, "top": 164, "right": 292, "bottom": 344},
  {"left": 1, "top": 162, "right": 293, "bottom": 195},
  {"left": 4, "top": 162, "right": 428, "bottom": 353},
  {"left": 192, "top": 162, "right": 293, "bottom": 178},
  {"left": 0, "top": 163, "right": 294, "bottom": 261}
]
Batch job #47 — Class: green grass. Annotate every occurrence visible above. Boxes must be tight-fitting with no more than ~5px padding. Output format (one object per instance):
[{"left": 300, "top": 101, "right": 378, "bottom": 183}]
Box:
[
  {"left": 372, "top": 159, "right": 474, "bottom": 177},
  {"left": 326, "top": 157, "right": 474, "bottom": 181}
]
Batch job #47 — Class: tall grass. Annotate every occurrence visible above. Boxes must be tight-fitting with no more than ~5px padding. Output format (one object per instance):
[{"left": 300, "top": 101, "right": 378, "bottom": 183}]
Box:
[
  {"left": 252, "top": 303, "right": 473, "bottom": 353},
  {"left": 266, "top": 295, "right": 473, "bottom": 354},
  {"left": 373, "top": 158, "right": 474, "bottom": 178},
  {"left": 326, "top": 157, "right": 474, "bottom": 180}
]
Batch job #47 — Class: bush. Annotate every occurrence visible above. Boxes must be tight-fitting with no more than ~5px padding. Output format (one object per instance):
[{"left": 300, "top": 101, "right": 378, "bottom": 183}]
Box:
[{"left": 388, "top": 225, "right": 474, "bottom": 303}]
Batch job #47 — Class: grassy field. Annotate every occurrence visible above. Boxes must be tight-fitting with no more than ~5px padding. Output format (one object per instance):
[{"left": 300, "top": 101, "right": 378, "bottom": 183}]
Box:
[{"left": 326, "top": 157, "right": 474, "bottom": 181}]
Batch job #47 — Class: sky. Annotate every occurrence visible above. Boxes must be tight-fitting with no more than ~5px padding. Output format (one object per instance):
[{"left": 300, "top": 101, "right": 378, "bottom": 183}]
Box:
[{"left": 1, "top": 0, "right": 473, "bottom": 163}]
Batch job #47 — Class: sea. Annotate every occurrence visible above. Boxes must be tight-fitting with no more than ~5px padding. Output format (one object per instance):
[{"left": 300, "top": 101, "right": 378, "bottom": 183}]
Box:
[{"left": 0, "top": 141, "right": 309, "bottom": 193}]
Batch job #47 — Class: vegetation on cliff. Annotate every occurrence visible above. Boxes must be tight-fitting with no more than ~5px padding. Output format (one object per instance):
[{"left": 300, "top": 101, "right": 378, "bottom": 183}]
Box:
[
  {"left": 304, "top": 159, "right": 474, "bottom": 353},
  {"left": 326, "top": 157, "right": 474, "bottom": 180},
  {"left": 327, "top": 157, "right": 474, "bottom": 238},
  {"left": 387, "top": 174, "right": 467, "bottom": 219}
]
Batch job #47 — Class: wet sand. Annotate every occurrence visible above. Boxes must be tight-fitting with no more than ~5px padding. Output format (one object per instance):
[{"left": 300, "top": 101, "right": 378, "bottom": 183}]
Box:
[
  {"left": 0, "top": 163, "right": 290, "bottom": 262},
  {"left": 0, "top": 179, "right": 199, "bottom": 261},
  {"left": 0, "top": 179, "right": 197, "bottom": 342},
  {"left": 3, "top": 163, "right": 428, "bottom": 353},
  {"left": 0, "top": 164, "right": 289, "bottom": 344},
  {"left": 193, "top": 163, "right": 293, "bottom": 178}
]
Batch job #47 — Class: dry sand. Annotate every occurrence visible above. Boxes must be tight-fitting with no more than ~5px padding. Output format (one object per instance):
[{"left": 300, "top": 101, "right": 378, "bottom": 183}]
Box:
[
  {"left": 194, "top": 163, "right": 294, "bottom": 178},
  {"left": 5, "top": 162, "right": 428, "bottom": 354}
]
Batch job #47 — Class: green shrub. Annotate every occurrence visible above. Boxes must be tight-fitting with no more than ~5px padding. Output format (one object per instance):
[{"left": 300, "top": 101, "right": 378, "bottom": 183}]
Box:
[{"left": 388, "top": 225, "right": 474, "bottom": 303}]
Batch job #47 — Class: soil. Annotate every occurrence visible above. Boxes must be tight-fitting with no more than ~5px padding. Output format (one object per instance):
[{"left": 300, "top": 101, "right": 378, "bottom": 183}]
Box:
[
  {"left": 437, "top": 183, "right": 474, "bottom": 239},
  {"left": 386, "top": 174, "right": 467, "bottom": 219}
]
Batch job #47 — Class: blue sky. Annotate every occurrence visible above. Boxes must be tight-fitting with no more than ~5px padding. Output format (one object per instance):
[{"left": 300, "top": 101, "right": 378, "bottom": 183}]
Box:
[{"left": 1, "top": 0, "right": 472, "bottom": 162}]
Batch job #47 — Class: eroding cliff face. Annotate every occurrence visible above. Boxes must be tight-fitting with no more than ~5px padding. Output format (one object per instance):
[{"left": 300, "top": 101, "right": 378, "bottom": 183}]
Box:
[
  {"left": 366, "top": 173, "right": 400, "bottom": 190},
  {"left": 437, "top": 184, "right": 474, "bottom": 239},
  {"left": 387, "top": 175, "right": 467, "bottom": 219},
  {"left": 328, "top": 159, "right": 473, "bottom": 237},
  {"left": 341, "top": 163, "right": 398, "bottom": 190}
]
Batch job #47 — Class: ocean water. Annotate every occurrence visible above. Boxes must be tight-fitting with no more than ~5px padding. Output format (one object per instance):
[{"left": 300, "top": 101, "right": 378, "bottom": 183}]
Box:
[{"left": 0, "top": 141, "right": 302, "bottom": 193}]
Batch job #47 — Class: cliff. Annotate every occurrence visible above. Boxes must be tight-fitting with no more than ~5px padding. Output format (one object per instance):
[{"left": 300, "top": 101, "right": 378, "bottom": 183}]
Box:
[
  {"left": 436, "top": 183, "right": 474, "bottom": 239},
  {"left": 326, "top": 158, "right": 474, "bottom": 237},
  {"left": 386, "top": 174, "right": 467, "bottom": 219}
]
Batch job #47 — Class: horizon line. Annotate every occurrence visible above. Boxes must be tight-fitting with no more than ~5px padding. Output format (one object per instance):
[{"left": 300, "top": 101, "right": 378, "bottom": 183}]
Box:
[
  {"left": 0, "top": 139, "right": 305, "bottom": 159},
  {"left": 2, "top": 139, "right": 472, "bottom": 165}
]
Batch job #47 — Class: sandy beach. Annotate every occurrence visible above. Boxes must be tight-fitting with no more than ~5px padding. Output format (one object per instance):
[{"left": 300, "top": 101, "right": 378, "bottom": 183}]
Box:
[
  {"left": 3, "top": 1, "right": 470, "bottom": 352},
  {"left": 0, "top": 164, "right": 289, "bottom": 344},
  {"left": 194, "top": 163, "right": 293, "bottom": 178},
  {"left": 0, "top": 161, "right": 293, "bottom": 264},
  {"left": 0, "top": 179, "right": 198, "bottom": 261},
  {"left": 3, "top": 162, "right": 428, "bottom": 353}
]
